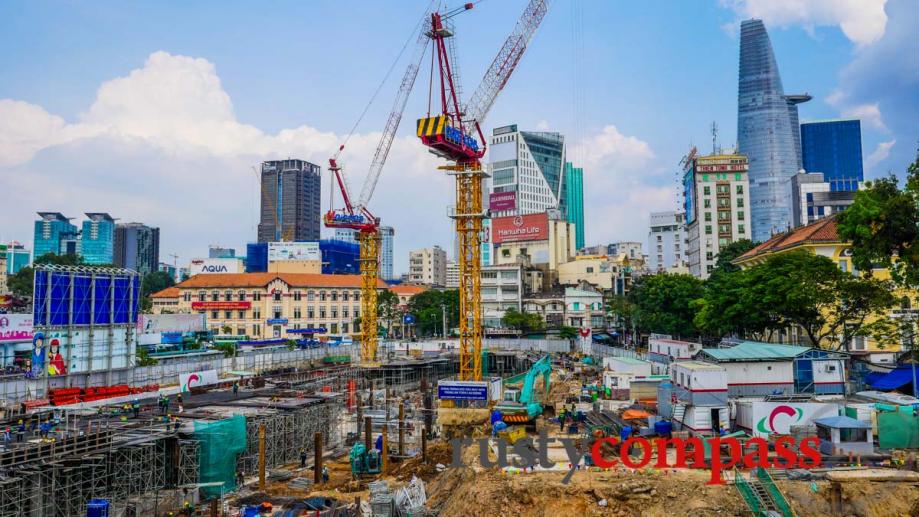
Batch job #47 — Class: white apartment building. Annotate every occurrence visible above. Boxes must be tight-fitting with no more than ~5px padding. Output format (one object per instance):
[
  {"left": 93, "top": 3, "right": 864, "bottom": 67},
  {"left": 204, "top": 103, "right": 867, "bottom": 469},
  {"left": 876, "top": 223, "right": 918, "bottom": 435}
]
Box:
[
  {"left": 408, "top": 245, "right": 447, "bottom": 287},
  {"left": 683, "top": 151, "right": 752, "bottom": 279},
  {"left": 647, "top": 211, "right": 686, "bottom": 272},
  {"left": 481, "top": 264, "right": 524, "bottom": 328},
  {"left": 445, "top": 260, "right": 460, "bottom": 289},
  {"left": 488, "top": 124, "right": 567, "bottom": 217}
]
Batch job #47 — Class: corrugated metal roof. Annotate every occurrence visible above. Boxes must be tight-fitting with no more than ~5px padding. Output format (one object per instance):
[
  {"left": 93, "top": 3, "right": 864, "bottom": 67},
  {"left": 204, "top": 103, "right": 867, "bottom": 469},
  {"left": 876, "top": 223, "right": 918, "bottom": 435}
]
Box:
[
  {"left": 673, "top": 360, "right": 725, "bottom": 371},
  {"left": 605, "top": 356, "right": 649, "bottom": 365},
  {"left": 700, "top": 341, "right": 811, "bottom": 361}
]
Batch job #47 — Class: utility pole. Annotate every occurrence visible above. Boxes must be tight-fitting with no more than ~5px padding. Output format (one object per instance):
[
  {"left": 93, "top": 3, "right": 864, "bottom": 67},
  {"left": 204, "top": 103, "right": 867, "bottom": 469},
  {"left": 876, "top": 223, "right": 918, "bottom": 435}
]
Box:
[{"left": 442, "top": 303, "right": 447, "bottom": 339}]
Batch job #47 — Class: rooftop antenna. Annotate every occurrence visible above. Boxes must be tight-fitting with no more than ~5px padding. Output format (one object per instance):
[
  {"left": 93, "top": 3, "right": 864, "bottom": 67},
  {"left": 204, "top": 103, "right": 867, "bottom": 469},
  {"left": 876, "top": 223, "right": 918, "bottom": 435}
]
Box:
[{"left": 711, "top": 121, "right": 718, "bottom": 155}]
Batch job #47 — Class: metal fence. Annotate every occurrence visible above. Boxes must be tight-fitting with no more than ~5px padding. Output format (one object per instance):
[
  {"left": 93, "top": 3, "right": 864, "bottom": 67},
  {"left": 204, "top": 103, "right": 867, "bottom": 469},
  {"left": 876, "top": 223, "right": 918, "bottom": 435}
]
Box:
[
  {"left": 591, "top": 343, "right": 648, "bottom": 360},
  {"left": 485, "top": 338, "right": 570, "bottom": 353}
]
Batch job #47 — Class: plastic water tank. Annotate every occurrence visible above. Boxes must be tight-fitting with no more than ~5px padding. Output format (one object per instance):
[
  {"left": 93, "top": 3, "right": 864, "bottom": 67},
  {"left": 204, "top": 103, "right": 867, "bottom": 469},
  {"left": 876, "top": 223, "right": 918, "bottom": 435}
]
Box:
[
  {"left": 86, "top": 499, "right": 110, "bottom": 517},
  {"left": 654, "top": 420, "right": 673, "bottom": 436},
  {"left": 619, "top": 425, "right": 633, "bottom": 442}
]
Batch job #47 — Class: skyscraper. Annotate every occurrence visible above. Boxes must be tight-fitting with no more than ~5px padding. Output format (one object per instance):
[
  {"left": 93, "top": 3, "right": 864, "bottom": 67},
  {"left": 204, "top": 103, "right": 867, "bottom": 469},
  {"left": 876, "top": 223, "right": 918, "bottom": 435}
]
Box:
[
  {"left": 487, "top": 124, "right": 566, "bottom": 217},
  {"left": 564, "top": 162, "right": 585, "bottom": 249},
  {"left": 81, "top": 213, "right": 116, "bottom": 264},
  {"left": 33, "top": 212, "right": 79, "bottom": 259},
  {"left": 801, "top": 119, "right": 864, "bottom": 192},
  {"left": 114, "top": 222, "right": 160, "bottom": 274},
  {"left": 737, "top": 19, "right": 810, "bottom": 241},
  {"left": 257, "top": 159, "right": 321, "bottom": 243},
  {"left": 379, "top": 226, "right": 395, "bottom": 281}
]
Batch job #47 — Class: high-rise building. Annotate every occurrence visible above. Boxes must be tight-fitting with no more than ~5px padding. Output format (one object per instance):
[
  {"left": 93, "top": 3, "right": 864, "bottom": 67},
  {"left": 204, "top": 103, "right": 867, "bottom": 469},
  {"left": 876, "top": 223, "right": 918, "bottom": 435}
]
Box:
[
  {"left": 790, "top": 171, "right": 859, "bottom": 227},
  {"left": 208, "top": 245, "right": 236, "bottom": 259},
  {"left": 379, "top": 226, "right": 395, "bottom": 281},
  {"left": 647, "top": 211, "right": 686, "bottom": 273},
  {"left": 80, "top": 213, "right": 116, "bottom": 265},
  {"left": 257, "top": 159, "right": 321, "bottom": 243},
  {"left": 801, "top": 119, "right": 864, "bottom": 192},
  {"left": 564, "top": 162, "right": 585, "bottom": 250},
  {"left": 445, "top": 260, "right": 460, "bottom": 289},
  {"left": 409, "top": 246, "right": 447, "bottom": 286},
  {"left": 334, "top": 228, "right": 357, "bottom": 243},
  {"left": 487, "top": 124, "right": 566, "bottom": 217},
  {"left": 683, "top": 151, "right": 752, "bottom": 279},
  {"left": 33, "top": 212, "right": 79, "bottom": 259},
  {"left": 737, "top": 19, "right": 811, "bottom": 241},
  {"left": 114, "top": 222, "right": 160, "bottom": 275},
  {"left": 5, "top": 242, "right": 31, "bottom": 275}
]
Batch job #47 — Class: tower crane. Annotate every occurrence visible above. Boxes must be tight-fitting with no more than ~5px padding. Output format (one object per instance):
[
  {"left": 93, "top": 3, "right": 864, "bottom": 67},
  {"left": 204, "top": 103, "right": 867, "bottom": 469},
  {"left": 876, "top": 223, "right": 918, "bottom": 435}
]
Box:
[
  {"left": 417, "top": 0, "right": 548, "bottom": 381},
  {"left": 324, "top": 12, "right": 432, "bottom": 363}
]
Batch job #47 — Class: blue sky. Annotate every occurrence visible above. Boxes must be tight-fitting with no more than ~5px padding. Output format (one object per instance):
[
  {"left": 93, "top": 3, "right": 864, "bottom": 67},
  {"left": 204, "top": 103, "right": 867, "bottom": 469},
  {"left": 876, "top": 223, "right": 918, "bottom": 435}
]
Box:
[{"left": 0, "top": 0, "right": 915, "bottom": 274}]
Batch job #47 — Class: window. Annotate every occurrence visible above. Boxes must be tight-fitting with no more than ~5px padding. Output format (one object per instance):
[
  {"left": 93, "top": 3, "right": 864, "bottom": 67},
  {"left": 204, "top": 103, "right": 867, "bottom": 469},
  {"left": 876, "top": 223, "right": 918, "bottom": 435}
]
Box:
[
  {"left": 736, "top": 198, "right": 744, "bottom": 208},
  {"left": 253, "top": 292, "right": 261, "bottom": 302},
  {"left": 225, "top": 311, "right": 232, "bottom": 319},
  {"left": 343, "top": 323, "right": 349, "bottom": 333},
  {"left": 839, "top": 260, "right": 848, "bottom": 273},
  {"left": 211, "top": 311, "right": 218, "bottom": 319},
  {"left": 307, "top": 291, "right": 315, "bottom": 301},
  {"left": 332, "top": 308, "right": 338, "bottom": 319},
  {"left": 319, "top": 291, "right": 327, "bottom": 301},
  {"left": 238, "top": 291, "right": 246, "bottom": 301},
  {"left": 237, "top": 327, "right": 246, "bottom": 336},
  {"left": 253, "top": 324, "right": 261, "bottom": 336},
  {"left": 238, "top": 311, "right": 246, "bottom": 319},
  {"left": 308, "top": 307, "right": 314, "bottom": 319},
  {"left": 718, "top": 211, "right": 729, "bottom": 221},
  {"left": 330, "top": 323, "right": 338, "bottom": 334},
  {"left": 703, "top": 186, "right": 710, "bottom": 195},
  {"left": 706, "top": 251, "right": 713, "bottom": 261},
  {"left": 184, "top": 292, "right": 192, "bottom": 302},
  {"left": 586, "top": 267, "right": 594, "bottom": 273},
  {"left": 704, "top": 212, "right": 712, "bottom": 222},
  {"left": 253, "top": 307, "right": 261, "bottom": 319},
  {"left": 293, "top": 291, "right": 302, "bottom": 301},
  {"left": 331, "top": 291, "right": 338, "bottom": 301},
  {"left": 704, "top": 199, "right": 711, "bottom": 208},
  {"left": 224, "top": 290, "right": 233, "bottom": 301},
  {"left": 294, "top": 307, "right": 301, "bottom": 319},
  {"left": 271, "top": 306, "right": 282, "bottom": 319},
  {"left": 736, "top": 185, "right": 743, "bottom": 194},
  {"left": 210, "top": 291, "right": 219, "bottom": 301},
  {"left": 273, "top": 291, "right": 282, "bottom": 302},
  {"left": 343, "top": 307, "right": 349, "bottom": 318},
  {"left": 738, "top": 224, "right": 745, "bottom": 234},
  {"left": 737, "top": 211, "right": 745, "bottom": 221},
  {"left": 705, "top": 225, "right": 712, "bottom": 235},
  {"left": 342, "top": 291, "right": 349, "bottom": 302},
  {"left": 320, "top": 308, "right": 327, "bottom": 319}
]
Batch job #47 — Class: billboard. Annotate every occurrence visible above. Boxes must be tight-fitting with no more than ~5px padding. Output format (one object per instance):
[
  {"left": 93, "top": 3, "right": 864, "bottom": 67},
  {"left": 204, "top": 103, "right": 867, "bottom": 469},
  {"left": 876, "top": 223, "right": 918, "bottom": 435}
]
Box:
[
  {"left": 492, "top": 213, "right": 549, "bottom": 244},
  {"left": 137, "top": 313, "right": 206, "bottom": 334},
  {"left": 748, "top": 401, "right": 840, "bottom": 438},
  {"left": 180, "top": 369, "right": 220, "bottom": 392},
  {"left": 437, "top": 380, "right": 488, "bottom": 401},
  {"left": 0, "top": 314, "right": 33, "bottom": 343},
  {"left": 268, "top": 242, "right": 320, "bottom": 262},
  {"left": 30, "top": 328, "right": 131, "bottom": 377},
  {"left": 489, "top": 192, "right": 517, "bottom": 212},
  {"left": 33, "top": 268, "right": 140, "bottom": 327},
  {"left": 683, "top": 169, "right": 696, "bottom": 225},
  {"left": 191, "top": 301, "right": 251, "bottom": 310},
  {"left": 189, "top": 258, "right": 242, "bottom": 275},
  {"left": 480, "top": 218, "right": 492, "bottom": 266}
]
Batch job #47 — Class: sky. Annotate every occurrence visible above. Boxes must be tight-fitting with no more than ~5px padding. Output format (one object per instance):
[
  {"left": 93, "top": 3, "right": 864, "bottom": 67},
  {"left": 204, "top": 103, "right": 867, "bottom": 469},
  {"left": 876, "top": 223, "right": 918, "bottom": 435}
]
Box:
[{"left": 0, "top": 0, "right": 916, "bottom": 275}]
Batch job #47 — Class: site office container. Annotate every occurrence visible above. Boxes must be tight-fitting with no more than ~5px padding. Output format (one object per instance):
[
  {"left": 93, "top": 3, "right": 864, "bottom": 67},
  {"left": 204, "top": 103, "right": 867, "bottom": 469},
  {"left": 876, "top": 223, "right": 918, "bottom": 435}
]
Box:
[
  {"left": 718, "top": 360, "right": 794, "bottom": 397},
  {"left": 670, "top": 361, "right": 728, "bottom": 406},
  {"left": 648, "top": 337, "right": 702, "bottom": 365},
  {"left": 602, "top": 356, "right": 653, "bottom": 377}
]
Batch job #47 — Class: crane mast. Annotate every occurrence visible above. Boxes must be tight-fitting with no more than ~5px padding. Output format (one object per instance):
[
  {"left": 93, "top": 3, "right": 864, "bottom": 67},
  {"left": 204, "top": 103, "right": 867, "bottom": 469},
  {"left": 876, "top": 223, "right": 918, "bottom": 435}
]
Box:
[{"left": 417, "top": 0, "right": 548, "bottom": 381}]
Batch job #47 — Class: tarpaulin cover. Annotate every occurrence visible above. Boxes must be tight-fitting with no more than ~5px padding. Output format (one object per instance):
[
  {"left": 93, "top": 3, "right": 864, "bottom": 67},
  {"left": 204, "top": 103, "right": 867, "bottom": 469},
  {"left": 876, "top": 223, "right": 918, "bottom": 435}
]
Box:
[
  {"left": 869, "top": 366, "right": 916, "bottom": 390},
  {"left": 194, "top": 415, "right": 247, "bottom": 499},
  {"left": 622, "top": 409, "right": 652, "bottom": 420},
  {"left": 877, "top": 408, "right": 919, "bottom": 449}
]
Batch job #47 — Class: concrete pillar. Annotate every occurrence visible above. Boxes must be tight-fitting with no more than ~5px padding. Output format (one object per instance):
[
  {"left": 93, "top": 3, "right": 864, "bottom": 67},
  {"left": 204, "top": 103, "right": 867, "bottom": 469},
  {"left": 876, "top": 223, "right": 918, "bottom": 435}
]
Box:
[
  {"left": 314, "top": 432, "right": 323, "bottom": 484},
  {"left": 398, "top": 401, "right": 405, "bottom": 457}
]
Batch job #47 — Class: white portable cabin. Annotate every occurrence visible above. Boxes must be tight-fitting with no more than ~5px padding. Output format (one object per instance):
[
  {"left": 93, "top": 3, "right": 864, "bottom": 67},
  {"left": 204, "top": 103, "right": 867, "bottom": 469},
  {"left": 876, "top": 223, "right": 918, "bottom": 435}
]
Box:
[
  {"left": 648, "top": 337, "right": 702, "bottom": 363},
  {"left": 669, "top": 361, "right": 729, "bottom": 436},
  {"left": 602, "top": 356, "right": 653, "bottom": 377}
]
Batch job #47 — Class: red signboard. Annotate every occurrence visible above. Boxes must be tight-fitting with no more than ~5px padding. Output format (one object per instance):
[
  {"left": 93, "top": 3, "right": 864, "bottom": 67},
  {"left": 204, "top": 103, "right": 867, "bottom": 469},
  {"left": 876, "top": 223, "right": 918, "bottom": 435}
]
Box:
[
  {"left": 191, "top": 301, "right": 252, "bottom": 310},
  {"left": 489, "top": 191, "right": 517, "bottom": 211},
  {"left": 492, "top": 213, "right": 549, "bottom": 244}
]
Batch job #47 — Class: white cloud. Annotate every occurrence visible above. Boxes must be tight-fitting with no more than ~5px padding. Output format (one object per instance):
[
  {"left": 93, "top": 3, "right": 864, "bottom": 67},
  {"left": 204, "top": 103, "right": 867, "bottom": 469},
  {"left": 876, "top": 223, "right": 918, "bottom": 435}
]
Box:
[
  {"left": 534, "top": 119, "right": 550, "bottom": 131},
  {"left": 570, "top": 125, "right": 656, "bottom": 175},
  {"left": 865, "top": 139, "right": 896, "bottom": 170},
  {"left": 841, "top": 102, "right": 888, "bottom": 131},
  {"left": 721, "top": 0, "right": 888, "bottom": 46}
]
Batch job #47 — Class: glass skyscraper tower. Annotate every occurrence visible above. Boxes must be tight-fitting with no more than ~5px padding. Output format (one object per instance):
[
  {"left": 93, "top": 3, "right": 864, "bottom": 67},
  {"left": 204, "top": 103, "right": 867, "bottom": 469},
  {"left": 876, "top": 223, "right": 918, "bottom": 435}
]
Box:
[{"left": 737, "top": 19, "right": 810, "bottom": 241}]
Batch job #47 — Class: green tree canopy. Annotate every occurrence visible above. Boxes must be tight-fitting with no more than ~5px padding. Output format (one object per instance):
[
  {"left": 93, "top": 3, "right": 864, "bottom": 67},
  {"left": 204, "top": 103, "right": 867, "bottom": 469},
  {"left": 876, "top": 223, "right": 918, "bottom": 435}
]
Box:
[
  {"left": 713, "top": 239, "right": 758, "bottom": 273},
  {"left": 377, "top": 289, "right": 400, "bottom": 337},
  {"left": 501, "top": 307, "right": 545, "bottom": 334},
  {"left": 627, "top": 273, "right": 705, "bottom": 339},
  {"left": 406, "top": 289, "right": 459, "bottom": 337},
  {"left": 8, "top": 253, "right": 85, "bottom": 297}
]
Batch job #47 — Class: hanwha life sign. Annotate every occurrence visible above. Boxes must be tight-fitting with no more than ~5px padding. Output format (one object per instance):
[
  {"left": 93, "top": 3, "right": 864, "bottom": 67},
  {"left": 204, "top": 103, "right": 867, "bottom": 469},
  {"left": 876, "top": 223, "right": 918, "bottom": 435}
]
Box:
[{"left": 492, "top": 213, "right": 548, "bottom": 244}]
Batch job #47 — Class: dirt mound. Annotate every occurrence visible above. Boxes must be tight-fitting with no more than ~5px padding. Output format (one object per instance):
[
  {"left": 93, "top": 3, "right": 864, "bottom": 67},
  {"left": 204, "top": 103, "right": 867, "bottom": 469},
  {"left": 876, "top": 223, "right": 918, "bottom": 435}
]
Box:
[{"left": 780, "top": 479, "right": 919, "bottom": 517}]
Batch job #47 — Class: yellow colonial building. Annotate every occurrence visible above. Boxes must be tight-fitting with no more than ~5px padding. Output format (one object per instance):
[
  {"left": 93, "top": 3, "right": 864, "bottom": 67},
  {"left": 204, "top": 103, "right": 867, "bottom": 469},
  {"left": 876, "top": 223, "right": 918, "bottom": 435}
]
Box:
[{"left": 734, "top": 215, "right": 913, "bottom": 364}]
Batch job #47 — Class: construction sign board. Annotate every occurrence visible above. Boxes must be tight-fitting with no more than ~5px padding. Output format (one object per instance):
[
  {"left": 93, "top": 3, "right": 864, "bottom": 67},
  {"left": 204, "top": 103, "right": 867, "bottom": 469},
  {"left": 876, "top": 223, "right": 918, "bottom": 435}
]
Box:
[{"left": 438, "top": 380, "right": 488, "bottom": 401}]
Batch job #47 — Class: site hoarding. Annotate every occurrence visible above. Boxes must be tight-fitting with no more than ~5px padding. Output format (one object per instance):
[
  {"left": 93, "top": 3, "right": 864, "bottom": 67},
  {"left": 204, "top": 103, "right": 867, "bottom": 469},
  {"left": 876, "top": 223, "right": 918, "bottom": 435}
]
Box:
[
  {"left": 0, "top": 314, "right": 33, "bottom": 343},
  {"left": 180, "top": 369, "right": 220, "bottom": 392},
  {"left": 30, "top": 328, "right": 130, "bottom": 377},
  {"left": 137, "top": 313, "right": 206, "bottom": 334},
  {"left": 489, "top": 191, "right": 517, "bottom": 211},
  {"left": 492, "top": 213, "right": 549, "bottom": 244},
  {"left": 267, "top": 242, "right": 320, "bottom": 262},
  {"left": 742, "top": 401, "right": 840, "bottom": 438}
]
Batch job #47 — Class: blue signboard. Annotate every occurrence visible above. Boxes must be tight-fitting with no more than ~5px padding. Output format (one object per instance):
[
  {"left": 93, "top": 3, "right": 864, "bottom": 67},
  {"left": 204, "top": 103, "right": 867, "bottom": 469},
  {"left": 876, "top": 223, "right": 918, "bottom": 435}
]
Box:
[
  {"left": 403, "top": 314, "right": 415, "bottom": 324},
  {"left": 267, "top": 318, "right": 289, "bottom": 325},
  {"left": 437, "top": 381, "right": 488, "bottom": 401}
]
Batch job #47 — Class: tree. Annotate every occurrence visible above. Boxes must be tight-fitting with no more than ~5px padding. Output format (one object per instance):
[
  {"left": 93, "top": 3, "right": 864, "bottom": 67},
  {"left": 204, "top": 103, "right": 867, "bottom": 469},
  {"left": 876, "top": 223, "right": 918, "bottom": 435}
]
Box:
[
  {"left": 377, "top": 290, "right": 400, "bottom": 338},
  {"left": 141, "top": 271, "right": 175, "bottom": 298},
  {"left": 744, "top": 250, "right": 895, "bottom": 350},
  {"left": 136, "top": 347, "right": 158, "bottom": 366},
  {"left": 407, "top": 289, "right": 460, "bottom": 337},
  {"left": 838, "top": 149, "right": 919, "bottom": 288},
  {"left": 502, "top": 307, "right": 545, "bottom": 334},
  {"left": 713, "top": 239, "right": 757, "bottom": 273},
  {"left": 627, "top": 273, "right": 705, "bottom": 338},
  {"left": 558, "top": 326, "right": 578, "bottom": 340},
  {"left": 606, "top": 294, "right": 635, "bottom": 335}
]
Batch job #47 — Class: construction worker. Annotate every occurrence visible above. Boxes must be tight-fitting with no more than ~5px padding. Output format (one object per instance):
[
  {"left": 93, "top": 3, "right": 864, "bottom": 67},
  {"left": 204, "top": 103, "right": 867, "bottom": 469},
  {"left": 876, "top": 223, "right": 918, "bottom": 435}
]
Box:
[
  {"left": 181, "top": 500, "right": 193, "bottom": 516},
  {"left": 132, "top": 399, "right": 141, "bottom": 418},
  {"left": 232, "top": 380, "right": 239, "bottom": 396},
  {"left": 173, "top": 416, "right": 181, "bottom": 433},
  {"left": 236, "top": 468, "right": 245, "bottom": 489},
  {"left": 299, "top": 447, "right": 307, "bottom": 468},
  {"left": 558, "top": 408, "right": 567, "bottom": 431},
  {"left": 322, "top": 465, "right": 330, "bottom": 484}
]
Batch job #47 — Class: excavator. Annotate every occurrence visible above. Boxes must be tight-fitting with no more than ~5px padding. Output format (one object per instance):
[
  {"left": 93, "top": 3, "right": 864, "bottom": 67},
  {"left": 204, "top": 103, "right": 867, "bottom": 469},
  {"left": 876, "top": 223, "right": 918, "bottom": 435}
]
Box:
[{"left": 494, "top": 355, "right": 552, "bottom": 426}]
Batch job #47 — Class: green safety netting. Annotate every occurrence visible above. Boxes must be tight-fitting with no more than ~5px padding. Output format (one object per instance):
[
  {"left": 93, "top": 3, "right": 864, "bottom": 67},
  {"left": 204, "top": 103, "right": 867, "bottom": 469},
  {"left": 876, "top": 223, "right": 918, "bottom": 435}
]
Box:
[
  {"left": 193, "top": 415, "right": 247, "bottom": 499},
  {"left": 877, "top": 406, "right": 919, "bottom": 449}
]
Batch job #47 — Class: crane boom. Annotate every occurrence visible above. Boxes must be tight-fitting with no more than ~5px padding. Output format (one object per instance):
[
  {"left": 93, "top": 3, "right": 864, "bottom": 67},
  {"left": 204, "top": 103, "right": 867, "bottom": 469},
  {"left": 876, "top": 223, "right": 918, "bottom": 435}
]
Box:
[
  {"left": 463, "top": 0, "right": 548, "bottom": 130},
  {"left": 356, "top": 23, "right": 429, "bottom": 210}
]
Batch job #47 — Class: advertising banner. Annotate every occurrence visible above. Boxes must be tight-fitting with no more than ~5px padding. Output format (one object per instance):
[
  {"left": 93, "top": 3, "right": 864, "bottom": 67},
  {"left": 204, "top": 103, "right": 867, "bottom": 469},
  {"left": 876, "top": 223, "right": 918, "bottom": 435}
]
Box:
[
  {"left": 191, "top": 301, "right": 251, "bottom": 310},
  {"left": 492, "top": 213, "right": 549, "bottom": 244},
  {"left": 268, "top": 242, "right": 320, "bottom": 262},
  {"left": 189, "top": 258, "right": 242, "bottom": 275},
  {"left": 137, "top": 313, "right": 206, "bottom": 334},
  {"left": 489, "top": 192, "right": 517, "bottom": 212},
  {"left": 180, "top": 369, "right": 220, "bottom": 392},
  {"left": 0, "top": 314, "right": 33, "bottom": 342},
  {"left": 749, "top": 401, "right": 840, "bottom": 438},
  {"left": 437, "top": 380, "right": 488, "bottom": 401}
]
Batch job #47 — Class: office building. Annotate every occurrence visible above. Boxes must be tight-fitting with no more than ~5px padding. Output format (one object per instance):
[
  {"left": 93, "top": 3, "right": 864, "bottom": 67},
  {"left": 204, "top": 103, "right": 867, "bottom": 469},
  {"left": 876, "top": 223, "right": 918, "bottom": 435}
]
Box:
[
  {"left": 607, "top": 242, "right": 643, "bottom": 260},
  {"left": 80, "top": 213, "right": 116, "bottom": 265},
  {"left": 791, "top": 172, "right": 859, "bottom": 227},
  {"left": 334, "top": 229, "right": 357, "bottom": 243},
  {"left": 379, "top": 226, "right": 395, "bottom": 281},
  {"left": 737, "top": 19, "right": 811, "bottom": 241},
  {"left": 409, "top": 246, "right": 447, "bottom": 287},
  {"left": 257, "top": 159, "right": 322, "bottom": 243},
  {"left": 564, "top": 162, "right": 585, "bottom": 249},
  {"left": 647, "top": 211, "right": 686, "bottom": 272},
  {"left": 683, "top": 151, "right": 752, "bottom": 279},
  {"left": 492, "top": 212, "right": 576, "bottom": 283},
  {"left": 5, "top": 242, "right": 31, "bottom": 275},
  {"left": 33, "top": 212, "right": 79, "bottom": 259},
  {"left": 801, "top": 119, "right": 864, "bottom": 192},
  {"left": 445, "top": 261, "right": 460, "bottom": 289},
  {"left": 487, "top": 124, "right": 566, "bottom": 217},
  {"left": 208, "top": 245, "right": 236, "bottom": 259},
  {"left": 114, "top": 223, "right": 160, "bottom": 275}
]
